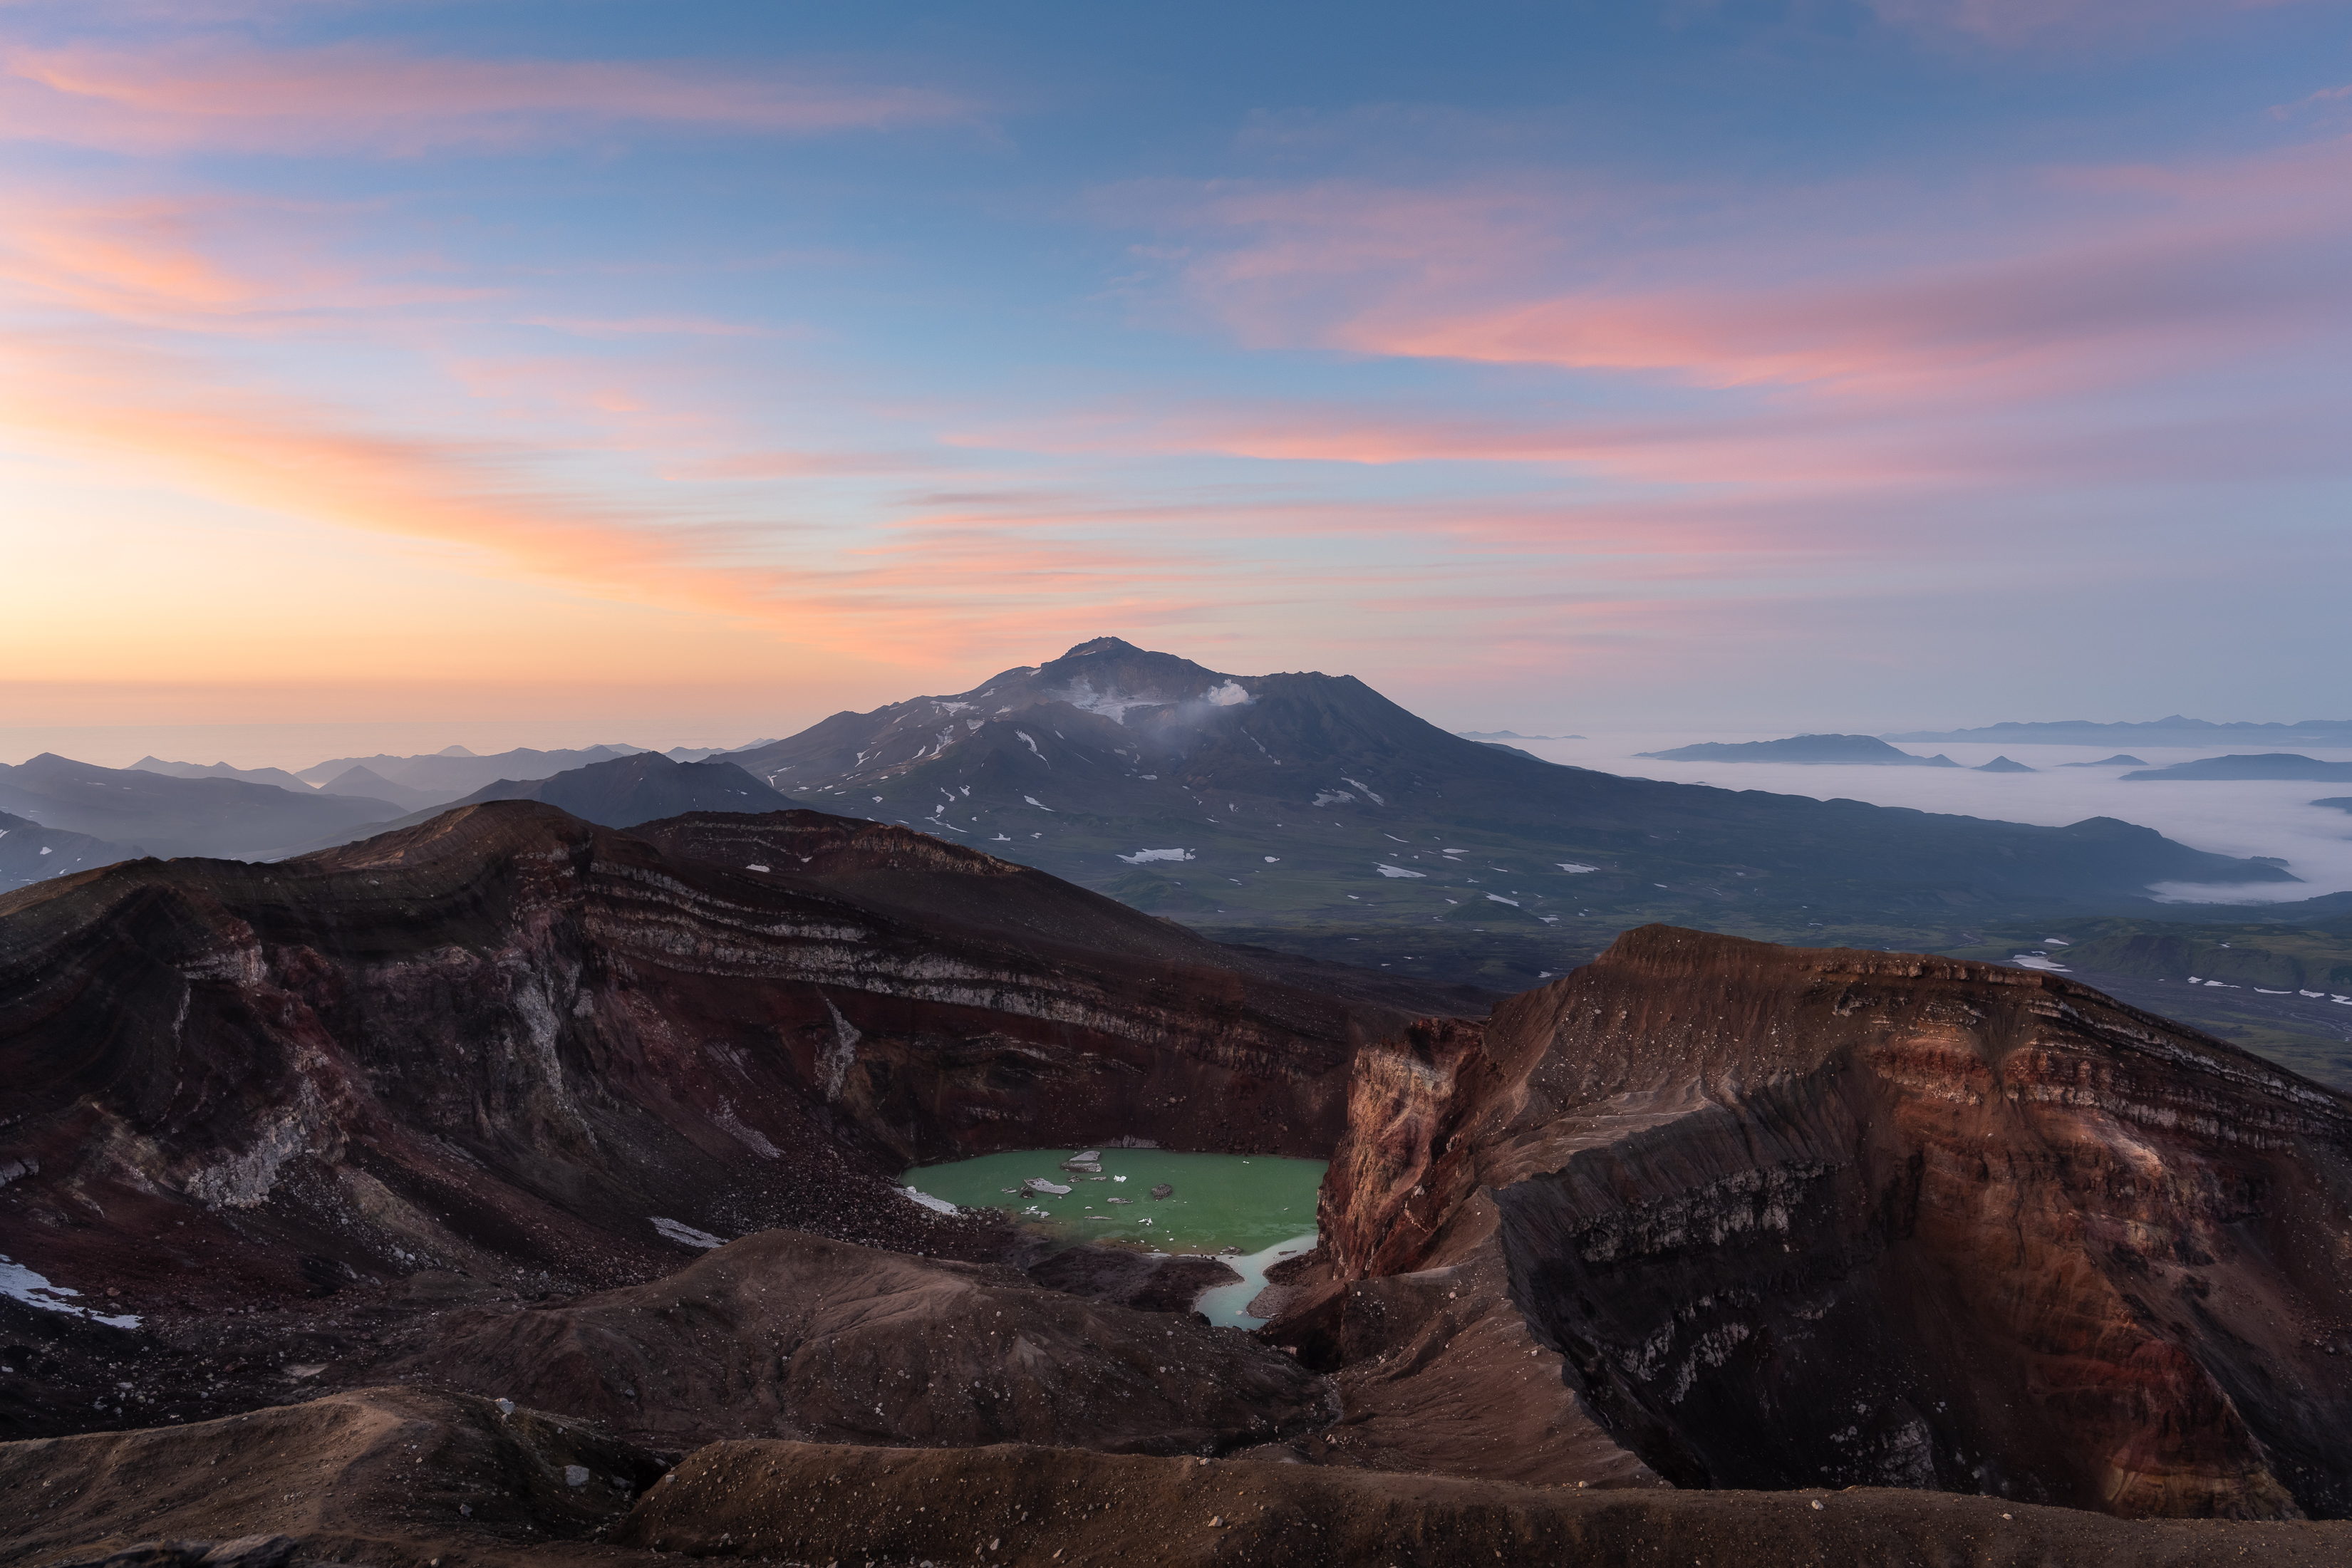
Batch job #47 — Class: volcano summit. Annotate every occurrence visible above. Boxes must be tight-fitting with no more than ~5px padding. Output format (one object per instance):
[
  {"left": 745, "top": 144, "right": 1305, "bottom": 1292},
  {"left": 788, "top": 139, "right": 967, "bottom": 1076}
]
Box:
[{"left": 721, "top": 639, "right": 2293, "bottom": 990}]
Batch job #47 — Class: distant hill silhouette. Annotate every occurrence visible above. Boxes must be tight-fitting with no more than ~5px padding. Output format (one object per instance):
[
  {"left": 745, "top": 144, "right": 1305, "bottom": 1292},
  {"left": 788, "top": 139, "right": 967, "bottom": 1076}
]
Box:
[
  {"left": 0, "top": 754, "right": 405, "bottom": 861},
  {"left": 2123, "top": 754, "right": 2352, "bottom": 782},
  {"left": 0, "top": 809, "right": 132, "bottom": 894},
  {"left": 300, "top": 753, "right": 805, "bottom": 849},
  {"left": 294, "top": 743, "right": 656, "bottom": 801},
  {"left": 1636, "top": 734, "right": 1959, "bottom": 767},
  {"left": 130, "top": 756, "right": 312, "bottom": 791},
  {"left": 1890, "top": 717, "right": 2352, "bottom": 747}
]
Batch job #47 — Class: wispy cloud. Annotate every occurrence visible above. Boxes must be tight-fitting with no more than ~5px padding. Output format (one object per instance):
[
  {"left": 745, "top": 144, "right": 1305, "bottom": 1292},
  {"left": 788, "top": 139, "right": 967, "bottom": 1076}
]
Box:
[
  {"left": 1863, "top": 0, "right": 2316, "bottom": 49},
  {"left": 1094, "top": 134, "right": 2352, "bottom": 507},
  {"left": 519, "top": 315, "right": 800, "bottom": 341},
  {"left": 0, "top": 41, "right": 978, "bottom": 154},
  {"left": 0, "top": 187, "right": 491, "bottom": 327}
]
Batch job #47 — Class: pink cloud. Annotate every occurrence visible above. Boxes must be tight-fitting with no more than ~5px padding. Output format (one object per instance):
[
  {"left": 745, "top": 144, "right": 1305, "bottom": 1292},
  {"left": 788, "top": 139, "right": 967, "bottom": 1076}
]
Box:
[
  {"left": 9, "top": 325, "right": 1622, "bottom": 675},
  {"left": 1090, "top": 132, "right": 2352, "bottom": 514},
  {"left": 0, "top": 185, "right": 497, "bottom": 329},
  {"left": 519, "top": 316, "right": 800, "bottom": 341},
  {"left": 1154, "top": 138, "right": 2352, "bottom": 394},
  {"left": 0, "top": 41, "right": 976, "bottom": 154},
  {"left": 1863, "top": 0, "right": 2316, "bottom": 48}
]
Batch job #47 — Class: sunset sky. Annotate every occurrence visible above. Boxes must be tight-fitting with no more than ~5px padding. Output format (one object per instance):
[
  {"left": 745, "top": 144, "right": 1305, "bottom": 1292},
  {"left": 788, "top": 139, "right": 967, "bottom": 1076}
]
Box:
[{"left": 6, "top": 0, "right": 2350, "bottom": 762}]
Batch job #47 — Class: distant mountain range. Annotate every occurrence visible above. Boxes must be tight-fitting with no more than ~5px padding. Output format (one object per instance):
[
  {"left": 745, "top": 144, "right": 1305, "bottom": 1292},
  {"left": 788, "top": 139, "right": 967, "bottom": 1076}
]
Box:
[
  {"left": 3, "top": 650, "right": 2316, "bottom": 984},
  {"left": 1637, "top": 734, "right": 1959, "bottom": 767},
  {"left": 703, "top": 638, "right": 2292, "bottom": 989},
  {"left": 295, "top": 752, "right": 802, "bottom": 848},
  {"left": 130, "top": 756, "right": 314, "bottom": 791},
  {"left": 2122, "top": 754, "right": 2352, "bottom": 783},
  {"left": 0, "top": 809, "right": 130, "bottom": 893},
  {"left": 291, "top": 743, "right": 660, "bottom": 799},
  {"left": 1887, "top": 717, "right": 2352, "bottom": 747},
  {"left": 0, "top": 753, "right": 405, "bottom": 870}
]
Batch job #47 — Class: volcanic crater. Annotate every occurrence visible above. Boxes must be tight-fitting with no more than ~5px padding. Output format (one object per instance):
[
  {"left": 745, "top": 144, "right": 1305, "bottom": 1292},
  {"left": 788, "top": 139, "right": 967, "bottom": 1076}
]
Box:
[{"left": 6, "top": 802, "right": 2352, "bottom": 1564}]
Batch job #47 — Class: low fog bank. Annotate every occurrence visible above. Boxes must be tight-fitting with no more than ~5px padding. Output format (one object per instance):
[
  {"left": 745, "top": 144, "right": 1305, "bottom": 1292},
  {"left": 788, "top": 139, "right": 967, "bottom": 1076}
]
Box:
[{"left": 1512, "top": 734, "right": 2352, "bottom": 903}]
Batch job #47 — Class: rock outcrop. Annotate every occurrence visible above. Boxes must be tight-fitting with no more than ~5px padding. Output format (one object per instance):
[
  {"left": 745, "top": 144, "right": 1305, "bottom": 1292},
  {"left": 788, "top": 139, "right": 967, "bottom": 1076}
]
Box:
[
  {"left": 1276, "top": 925, "right": 2352, "bottom": 1519},
  {"left": 1024, "top": 1240, "right": 1242, "bottom": 1313},
  {"left": 362, "top": 1229, "right": 1328, "bottom": 1455}
]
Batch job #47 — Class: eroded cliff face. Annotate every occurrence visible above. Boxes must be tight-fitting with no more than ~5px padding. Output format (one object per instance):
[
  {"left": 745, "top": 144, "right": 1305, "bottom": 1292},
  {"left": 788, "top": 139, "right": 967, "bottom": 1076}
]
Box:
[
  {"left": 0, "top": 802, "right": 1462, "bottom": 1317},
  {"left": 1292, "top": 925, "right": 2352, "bottom": 1519}
]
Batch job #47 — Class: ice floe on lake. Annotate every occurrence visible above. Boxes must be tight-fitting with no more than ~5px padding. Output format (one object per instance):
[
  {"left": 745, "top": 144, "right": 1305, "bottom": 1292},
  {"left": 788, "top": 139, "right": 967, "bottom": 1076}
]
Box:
[
  {"left": 1119, "top": 848, "right": 1194, "bottom": 864},
  {"left": 1375, "top": 864, "right": 1427, "bottom": 878}
]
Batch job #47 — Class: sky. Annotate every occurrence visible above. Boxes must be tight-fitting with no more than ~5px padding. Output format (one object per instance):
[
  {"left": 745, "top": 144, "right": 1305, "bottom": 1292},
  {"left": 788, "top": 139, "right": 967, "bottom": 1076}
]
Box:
[{"left": 5, "top": 0, "right": 2351, "bottom": 760}]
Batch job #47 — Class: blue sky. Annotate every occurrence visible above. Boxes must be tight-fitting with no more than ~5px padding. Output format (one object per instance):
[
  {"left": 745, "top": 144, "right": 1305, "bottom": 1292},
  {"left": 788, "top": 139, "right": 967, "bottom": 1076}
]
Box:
[{"left": 4, "top": 0, "right": 2349, "bottom": 757}]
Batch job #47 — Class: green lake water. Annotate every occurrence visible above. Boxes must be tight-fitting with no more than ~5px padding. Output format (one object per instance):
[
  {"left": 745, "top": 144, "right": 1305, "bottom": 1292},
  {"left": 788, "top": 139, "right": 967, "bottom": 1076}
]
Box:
[{"left": 901, "top": 1148, "right": 1323, "bottom": 1326}]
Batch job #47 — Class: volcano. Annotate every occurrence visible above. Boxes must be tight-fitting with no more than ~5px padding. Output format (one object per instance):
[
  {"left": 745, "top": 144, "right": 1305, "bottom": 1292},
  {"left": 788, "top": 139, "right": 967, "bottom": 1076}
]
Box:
[{"left": 722, "top": 639, "right": 2295, "bottom": 991}]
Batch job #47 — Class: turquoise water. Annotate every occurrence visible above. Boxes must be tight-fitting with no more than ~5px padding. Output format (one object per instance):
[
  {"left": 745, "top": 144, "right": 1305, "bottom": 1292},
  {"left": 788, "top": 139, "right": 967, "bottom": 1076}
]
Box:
[
  {"left": 901, "top": 1148, "right": 1322, "bottom": 1257},
  {"left": 1191, "top": 1232, "right": 1320, "bottom": 1329}
]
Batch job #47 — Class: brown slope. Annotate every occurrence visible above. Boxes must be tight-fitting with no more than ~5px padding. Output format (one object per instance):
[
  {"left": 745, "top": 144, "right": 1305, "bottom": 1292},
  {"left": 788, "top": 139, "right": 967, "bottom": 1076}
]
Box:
[
  {"left": 616, "top": 1436, "right": 2352, "bottom": 1567},
  {"left": 0, "top": 1385, "right": 661, "bottom": 1567},
  {"left": 361, "top": 1228, "right": 1329, "bottom": 1455},
  {"left": 1273, "top": 925, "right": 2352, "bottom": 1520},
  {"left": 17, "top": 1398, "right": 2352, "bottom": 1568}
]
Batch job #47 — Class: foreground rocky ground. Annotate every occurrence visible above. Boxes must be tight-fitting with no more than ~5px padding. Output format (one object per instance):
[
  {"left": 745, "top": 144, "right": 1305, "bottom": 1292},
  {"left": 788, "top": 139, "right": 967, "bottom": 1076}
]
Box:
[{"left": 7, "top": 1386, "right": 2352, "bottom": 1568}]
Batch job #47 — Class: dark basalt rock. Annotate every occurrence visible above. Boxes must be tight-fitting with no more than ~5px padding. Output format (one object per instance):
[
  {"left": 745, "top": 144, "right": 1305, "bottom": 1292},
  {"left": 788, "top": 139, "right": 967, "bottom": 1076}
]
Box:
[
  {"left": 1025, "top": 1241, "right": 1241, "bottom": 1313},
  {"left": 362, "top": 1229, "right": 1320, "bottom": 1455}
]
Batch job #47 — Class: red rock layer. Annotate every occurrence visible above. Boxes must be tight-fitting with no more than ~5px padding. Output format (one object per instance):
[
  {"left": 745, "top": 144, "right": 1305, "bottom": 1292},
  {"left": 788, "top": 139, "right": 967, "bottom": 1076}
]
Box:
[{"left": 1300, "top": 925, "right": 2352, "bottom": 1519}]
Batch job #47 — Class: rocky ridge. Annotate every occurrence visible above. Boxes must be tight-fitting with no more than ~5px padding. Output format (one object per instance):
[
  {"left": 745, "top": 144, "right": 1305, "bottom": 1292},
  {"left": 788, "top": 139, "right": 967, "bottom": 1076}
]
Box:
[
  {"left": 0, "top": 799, "right": 1478, "bottom": 1443},
  {"left": 1270, "top": 925, "right": 2352, "bottom": 1519}
]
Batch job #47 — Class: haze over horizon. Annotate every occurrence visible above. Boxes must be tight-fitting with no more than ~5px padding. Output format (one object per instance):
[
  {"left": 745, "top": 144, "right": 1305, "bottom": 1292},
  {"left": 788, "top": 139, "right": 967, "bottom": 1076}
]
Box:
[{"left": 6, "top": 1, "right": 2350, "bottom": 744}]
